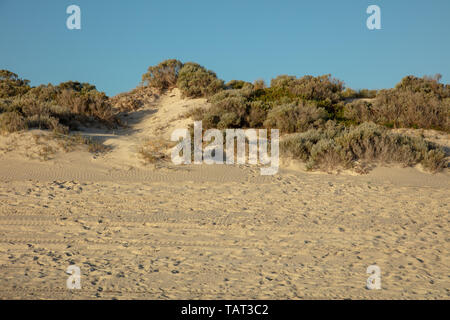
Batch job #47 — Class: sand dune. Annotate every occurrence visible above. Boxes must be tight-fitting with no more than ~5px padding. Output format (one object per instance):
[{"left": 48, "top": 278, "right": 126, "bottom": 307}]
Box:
[{"left": 0, "top": 89, "right": 448, "bottom": 299}]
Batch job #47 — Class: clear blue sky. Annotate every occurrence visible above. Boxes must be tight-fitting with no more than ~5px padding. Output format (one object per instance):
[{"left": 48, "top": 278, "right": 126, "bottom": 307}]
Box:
[{"left": 1, "top": 0, "right": 449, "bottom": 96}]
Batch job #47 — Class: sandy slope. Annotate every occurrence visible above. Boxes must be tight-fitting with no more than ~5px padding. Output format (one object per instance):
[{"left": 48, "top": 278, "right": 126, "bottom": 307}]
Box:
[{"left": 0, "top": 89, "right": 448, "bottom": 299}]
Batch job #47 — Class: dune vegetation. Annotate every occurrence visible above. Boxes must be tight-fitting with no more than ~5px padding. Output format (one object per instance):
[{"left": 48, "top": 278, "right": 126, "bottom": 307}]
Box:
[
  {"left": 142, "top": 59, "right": 447, "bottom": 171},
  {"left": 0, "top": 70, "right": 117, "bottom": 135},
  {"left": 1, "top": 59, "right": 448, "bottom": 171}
]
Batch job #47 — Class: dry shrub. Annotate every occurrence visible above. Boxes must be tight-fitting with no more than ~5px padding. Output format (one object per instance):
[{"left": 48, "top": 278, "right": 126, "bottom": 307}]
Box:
[
  {"left": 264, "top": 101, "right": 328, "bottom": 133},
  {"left": 2, "top": 82, "right": 118, "bottom": 132},
  {"left": 37, "top": 144, "right": 56, "bottom": 161},
  {"left": 0, "top": 70, "right": 30, "bottom": 98},
  {"left": 281, "top": 121, "right": 446, "bottom": 172},
  {"left": 343, "top": 100, "right": 375, "bottom": 123},
  {"left": 110, "top": 86, "right": 156, "bottom": 112},
  {"left": 26, "top": 114, "right": 69, "bottom": 134},
  {"left": 1, "top": 71, "right": 118, "bottom": 135},
  {"left": 142, "top": 59, "right": 183, "bottom": 93},
  {"left": 345, "top": 75, "right": 450, "bottom": 131},
  {"left": 0, "top": 111, "right": 27, "bottom": 133},
  {"left": 253, "top": 79, "right": 266, "bottom": 90},
  {"left": 54, "top": 88, "right": 116, "bottom": 124}
]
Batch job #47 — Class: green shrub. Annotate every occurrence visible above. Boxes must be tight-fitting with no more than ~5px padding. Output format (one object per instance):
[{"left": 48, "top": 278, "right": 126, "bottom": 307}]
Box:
[
  {"left": 252, "top": 86, "right": 297, "bottom": 104},
  {"left": 247, "top": 101, "right": 269, "bottom": 128},
  {"left": 281, "top": 122, "right": 446, "bottom": 172},
  {"left": 270, "top": 74, "right": 344, "bottom": 103},
  {"left": 0, "top": 111, "right": 27, "bottom": 133},
  {"left": 208, "top": 96, "right": 248, "bottom": 129},
  {"left": 226, "top": 80, "right": 252, "bottom": 90},
  {"left": 142, "top": 59, "right": 183, "bottom": 92},
  {"left": 57, "top": 81, "right": 98, "bottom": 95},
  {"left": 177, "top": 62, "right": 224, "bottom": 98},
  {"left": 264, "top": 101, "right": 328, "bottom": 133},
  {"left": 192, "top": 87, "right": 272, "bottom": 130}
]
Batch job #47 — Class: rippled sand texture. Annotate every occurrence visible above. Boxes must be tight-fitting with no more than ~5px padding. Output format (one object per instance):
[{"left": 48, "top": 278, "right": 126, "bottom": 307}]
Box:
[{"left": 0, "top": 164, "right": 448, "bottom": 299}]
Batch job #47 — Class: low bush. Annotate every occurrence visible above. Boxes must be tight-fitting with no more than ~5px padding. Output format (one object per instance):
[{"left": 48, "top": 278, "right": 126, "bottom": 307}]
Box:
[
  {"left": 270, "top": 74, "right": 344, "bottom": 103},
  {"left": 192, "top": 88, "right": 272, "bottom": 130},
  {"left": 264, "top": 101, "right": 328, "bottom": 133},
  {"left": 141, "top": 59, "right": 183, "bottom": 93},
  {"left": 177, "top": 62, "right": 224, "bottom": 98},
  {"left": 0, "top": 70, "right": 30, "bottom": 98},
  {"left": 281, "top": 121, "right": 446, "bottom": 172},
  {"left": 110, "top": 86, "right": 155, "bottom": 112},
  {"left": 0, "top": 73, "right": 118, "bottom": 134},
  {"left": 226, "top": 80, "right": 252, "bottom": 90},
  {"left": 344, "top": 76, "right": 450, "bottom": 131},
  {"left": 0, "top": 111, "right": 27, "bottom": 133}
]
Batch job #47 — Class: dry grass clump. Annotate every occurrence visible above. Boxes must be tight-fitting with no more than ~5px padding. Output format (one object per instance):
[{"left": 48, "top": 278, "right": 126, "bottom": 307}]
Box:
[
  {"left": 25, "top": 114, "right": 68, "bottom": 134},
  {"left": 0, "top": 111, "right": 27, "bottom": 133},
  {"left": 37, "top": 145, "right": 55, "bottom": 161},
  {"left": 345, "top": 75, "right": 450, "bottom": 131},
  {"left": 16, "top": 132, "right": 110, "bottom": 161},
  {"left": 281, "top": 121, "right": 447, "bottom": 172},
  {"left": 51, "top": 133, "right": 110, "bottom": 154},
  {"left": 139, "top": 138, "right": 174, "bottom": 164}
]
